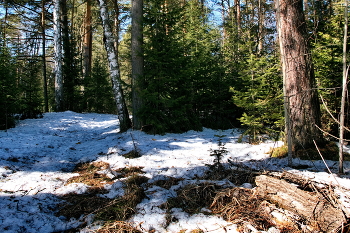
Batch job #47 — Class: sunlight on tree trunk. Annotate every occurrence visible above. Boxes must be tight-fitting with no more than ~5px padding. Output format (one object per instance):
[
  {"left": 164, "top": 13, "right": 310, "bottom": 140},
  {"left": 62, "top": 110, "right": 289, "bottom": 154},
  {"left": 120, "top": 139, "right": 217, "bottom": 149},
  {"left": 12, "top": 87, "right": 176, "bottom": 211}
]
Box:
[
  {"left": 83, "top": 0, "right": 92, "bottom": 78},
  {"left": 98, "top": 0, "right": 131, "bottom": 132},
  {"left": 339, "top": 0, "right": 348, "bottom": 174},
  {"left": 53, "top": 0, "right": 64, "bottom": 112},
  {"left": 41, "top": 0, "right": 48, "bottom": 112},
  {"left": 275, "top": 0, "right": 324, "bottom": 156}
]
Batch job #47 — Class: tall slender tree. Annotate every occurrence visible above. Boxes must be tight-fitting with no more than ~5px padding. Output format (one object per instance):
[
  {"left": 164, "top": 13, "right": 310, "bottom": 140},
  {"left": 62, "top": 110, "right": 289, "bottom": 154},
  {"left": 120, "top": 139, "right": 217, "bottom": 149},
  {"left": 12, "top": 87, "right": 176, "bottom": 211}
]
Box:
[
  {"left": 41, "top": 0, "right": 48, "bottom": 112},
  {"left": 83, "top": 0, "right": 92, "bottom": 78},
  {"left": 275, "top": 0, "right": 324, "bottom": 152},
  {"left": 53, "top": 0, "right": 64, "bottom": 112},
  {"left": 97, "top": 0, "right": 131, "bottom": 132},
  {"left": 131, "top": 0, "right": 144, "bottom": 130},
  {"left": 339, "top": 0, "right": 348, "bottom": 174}
]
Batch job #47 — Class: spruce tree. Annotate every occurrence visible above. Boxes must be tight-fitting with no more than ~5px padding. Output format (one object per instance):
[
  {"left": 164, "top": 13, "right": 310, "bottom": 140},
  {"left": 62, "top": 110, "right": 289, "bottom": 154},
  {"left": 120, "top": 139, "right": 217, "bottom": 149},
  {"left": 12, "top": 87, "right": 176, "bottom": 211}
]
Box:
[{"left": 0, "top": 45, "right": 18, "bottom": 129}]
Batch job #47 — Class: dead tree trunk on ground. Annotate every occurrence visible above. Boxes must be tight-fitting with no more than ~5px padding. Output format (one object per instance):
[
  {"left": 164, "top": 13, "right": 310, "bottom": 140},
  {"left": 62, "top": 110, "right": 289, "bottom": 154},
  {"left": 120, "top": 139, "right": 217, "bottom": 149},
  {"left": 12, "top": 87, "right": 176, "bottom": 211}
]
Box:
[{"left": 255, "top": 174, "right": 347, "bottom": 232}]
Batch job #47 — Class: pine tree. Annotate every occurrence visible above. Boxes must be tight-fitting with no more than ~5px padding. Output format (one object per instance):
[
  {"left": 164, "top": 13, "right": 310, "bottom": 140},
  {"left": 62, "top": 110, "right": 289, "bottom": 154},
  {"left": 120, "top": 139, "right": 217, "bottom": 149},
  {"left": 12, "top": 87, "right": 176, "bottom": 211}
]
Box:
[
  {"left": 131, "top": 0, "right": 144, "bottom": 130},
  {"left": 276, "top": 0, "right": 324, "bottom": 150}
]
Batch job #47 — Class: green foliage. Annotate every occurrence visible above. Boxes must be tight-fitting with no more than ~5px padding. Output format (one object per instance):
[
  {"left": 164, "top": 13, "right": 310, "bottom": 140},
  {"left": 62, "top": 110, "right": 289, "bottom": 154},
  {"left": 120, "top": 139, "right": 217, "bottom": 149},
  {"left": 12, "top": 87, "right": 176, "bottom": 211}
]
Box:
[
  {"left": 17, "top": 59, "right": 43, "bottom": 119},
  {"left": 140, "top": 0, "right": 237, "bottom": 134},
  {"left": 231, "top": 54, "right": 284, "bottom": 143},
  {"left": 83, "top": 56, "right": 117, "bottom": 114},
  {"left": 62, "top": 33, "right": 83, "bottom": 112},
  {"left": 140, "top": 0, "right": 201, "bottom": 134},
  {"left": 208, "top": 135, "right": 228, "bottom": 170},
  {"left": 0, "top": 45, "right": 18, "bottom": 129},
  {"left": 311, "top": 5, "right": 346, "bottom": 137}
]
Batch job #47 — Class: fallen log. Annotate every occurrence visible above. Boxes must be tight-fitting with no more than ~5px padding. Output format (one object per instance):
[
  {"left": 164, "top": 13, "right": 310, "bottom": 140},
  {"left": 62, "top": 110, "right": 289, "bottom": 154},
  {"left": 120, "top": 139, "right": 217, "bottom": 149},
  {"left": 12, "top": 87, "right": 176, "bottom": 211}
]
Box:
[{"left": 255, "top": 174, "right": 347, "bottom": 232}]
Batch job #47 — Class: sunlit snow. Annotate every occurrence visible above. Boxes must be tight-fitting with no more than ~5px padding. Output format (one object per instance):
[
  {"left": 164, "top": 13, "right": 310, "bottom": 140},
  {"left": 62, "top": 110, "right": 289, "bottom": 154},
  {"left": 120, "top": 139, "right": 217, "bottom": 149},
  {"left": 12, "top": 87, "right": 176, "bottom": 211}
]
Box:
[{"left": 0, "top": 111, "right": 349, "bottom": 232}]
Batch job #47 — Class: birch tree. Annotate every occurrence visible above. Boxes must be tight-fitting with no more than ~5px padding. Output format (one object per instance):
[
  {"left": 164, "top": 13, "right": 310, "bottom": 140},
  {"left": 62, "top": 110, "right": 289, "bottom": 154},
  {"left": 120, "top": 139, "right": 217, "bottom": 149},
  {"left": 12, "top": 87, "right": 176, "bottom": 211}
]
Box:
[
  {"left": 53, "top": 0, "right": 64, "bottom": 112},
  {"left": 97, "top": 0, "right": 131, "bottom": 132}
]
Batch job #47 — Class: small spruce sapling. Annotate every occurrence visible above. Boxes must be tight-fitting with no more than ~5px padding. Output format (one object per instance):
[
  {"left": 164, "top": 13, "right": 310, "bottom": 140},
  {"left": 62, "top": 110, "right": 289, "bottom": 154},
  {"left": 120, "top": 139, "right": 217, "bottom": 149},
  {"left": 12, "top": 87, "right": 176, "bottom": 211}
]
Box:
[{"left": 209, "top": 135, "right": 228, "bottom": 170}]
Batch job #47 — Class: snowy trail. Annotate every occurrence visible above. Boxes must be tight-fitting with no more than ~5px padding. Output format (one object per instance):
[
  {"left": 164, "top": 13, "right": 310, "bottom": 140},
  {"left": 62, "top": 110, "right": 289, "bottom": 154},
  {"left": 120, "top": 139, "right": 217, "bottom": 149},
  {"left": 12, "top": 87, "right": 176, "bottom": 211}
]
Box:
[{"left": 0, "top": 111, "right": 349, "bottom": 233}]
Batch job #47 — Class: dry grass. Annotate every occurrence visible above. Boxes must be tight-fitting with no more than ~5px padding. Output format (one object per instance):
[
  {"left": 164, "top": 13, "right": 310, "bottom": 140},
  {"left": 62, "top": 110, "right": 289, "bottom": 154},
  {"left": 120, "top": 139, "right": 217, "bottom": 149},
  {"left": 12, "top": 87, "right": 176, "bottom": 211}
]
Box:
[
  {"left": 150, "top": 176, "right": 184, "bottom": 189},
  {"left": 203, "top": 164, "right": 258, "bottom": 186},
  {"left": 161, "top": 182, "right": 219, "bottom": 214},
  {"left": 66, "top": 161, "right": 114, "bottom": 187},
  {"left": 269, "top": 145, "right": 288, "bottom": 158},
  {"left": 210, "top": 187, "right": 274, "bottom": 231},
  {"left": 114, "top": 166, "right": 145, "bottom": 179},
  {"left": 95, "top": 221, "right": 141, "bottom": 233},
  {"left": 57, "top": 161, "right": 149, "bottom": 232},
  {"left": 270, "top": 142, "right": 350, "bottom": 161}
]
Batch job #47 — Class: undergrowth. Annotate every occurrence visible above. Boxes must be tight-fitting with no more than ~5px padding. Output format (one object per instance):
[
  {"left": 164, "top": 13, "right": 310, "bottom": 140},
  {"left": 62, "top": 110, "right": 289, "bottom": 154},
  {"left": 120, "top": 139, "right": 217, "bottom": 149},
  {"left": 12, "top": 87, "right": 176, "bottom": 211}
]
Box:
[{"left": 57, "top": 161, "right": 148, "bottom": 232}]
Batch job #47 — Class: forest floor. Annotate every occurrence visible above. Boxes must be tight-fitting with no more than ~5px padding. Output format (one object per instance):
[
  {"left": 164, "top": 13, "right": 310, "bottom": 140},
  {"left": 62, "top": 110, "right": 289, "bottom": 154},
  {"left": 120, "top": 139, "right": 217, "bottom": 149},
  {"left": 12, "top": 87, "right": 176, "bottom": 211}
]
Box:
[{"left": 0, "top": 111, "right": 349, "bottom": 233}]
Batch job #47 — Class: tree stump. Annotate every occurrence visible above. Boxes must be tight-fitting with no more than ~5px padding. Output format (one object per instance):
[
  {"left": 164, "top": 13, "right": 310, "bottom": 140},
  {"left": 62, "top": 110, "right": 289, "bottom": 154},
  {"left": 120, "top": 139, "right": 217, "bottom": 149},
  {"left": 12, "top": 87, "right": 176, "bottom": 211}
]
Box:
[{"left": 255, "top": 175, "right": 347, "bottom": 232}]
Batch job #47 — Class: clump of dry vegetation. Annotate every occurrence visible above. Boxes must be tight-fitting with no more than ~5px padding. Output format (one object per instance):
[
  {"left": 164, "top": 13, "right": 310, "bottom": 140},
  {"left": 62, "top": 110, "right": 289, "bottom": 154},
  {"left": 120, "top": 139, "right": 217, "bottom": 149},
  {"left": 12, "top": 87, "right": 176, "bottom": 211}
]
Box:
[
  {"left": 204, "top": 164, "right": 258, "bottom": 185},
  {"left": 122, "top": 149, "right": 142, "bottom": 159},
  {"left": 95, "top": 221, "right": 141, "bottom": 233},
  {"left": 269, "top": 142, "right": 350, "bottom": 161},
  {"left": 57, "top": 161, "right": 148, "bottom": 232},
  {"left": 114, "top": 166, "right": 145, "bottom": 179},
  {"left": 66, "top": 161, "right": 114, "bottom": 187},
  {"left": 95, "top": 175, "right": 148, "bottom": 221},
  {"left": 150, "top": 176, "right": 184, "bottom": 189},
  {"left": 161, "top": 182, "right": 219, "bottom": 214},
  {"left": 210, "top": 187, "right": 275, "bottom": 231}
]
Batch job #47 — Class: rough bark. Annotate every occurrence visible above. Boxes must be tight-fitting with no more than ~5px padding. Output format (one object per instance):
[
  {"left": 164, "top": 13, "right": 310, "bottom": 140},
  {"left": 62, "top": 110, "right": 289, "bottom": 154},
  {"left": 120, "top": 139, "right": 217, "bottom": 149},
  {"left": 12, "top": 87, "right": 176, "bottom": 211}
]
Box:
[
  {"left": 53, "top": 0, "right": 64, "bottom": 112},
  {"left": 275, "top": 0, "right": 323, "bottom": 150},
  {"left": 83, "top": 0, "right": 92, "bottom": 78},
  {"left": 257, "top": 0, "right": 264, "bottom": 54},
  {"left": 97, "top": 0, "right": 131, "bottom": 132},
  {"left": 235, "top": 0, "right": 240, "bottom": 33},
  {"left": 41, "top": 0, "right": 48, "bottom": 112},
  {"left": 339, "top": 0, "right": 348, "bottom": 174},
  {"left": 256, "top": 175, "right": 347, "bottom": 232},
  {"left": 131, "top": 0, "right": 144, "bottom": 130}
]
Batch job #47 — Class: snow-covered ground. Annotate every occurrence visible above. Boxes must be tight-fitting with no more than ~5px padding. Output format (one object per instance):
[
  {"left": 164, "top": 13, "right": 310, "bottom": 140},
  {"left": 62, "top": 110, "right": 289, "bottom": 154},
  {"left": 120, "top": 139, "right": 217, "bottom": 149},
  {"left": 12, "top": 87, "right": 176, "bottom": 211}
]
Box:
[{"left": 0, "top": 111, "right": 349, "bottom": 233}]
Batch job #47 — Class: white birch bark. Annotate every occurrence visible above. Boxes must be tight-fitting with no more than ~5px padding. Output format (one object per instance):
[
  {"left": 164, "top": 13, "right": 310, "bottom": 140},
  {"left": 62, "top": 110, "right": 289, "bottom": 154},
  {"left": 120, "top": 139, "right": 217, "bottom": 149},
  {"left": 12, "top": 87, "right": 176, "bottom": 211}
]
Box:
[
  {"left": 97, "top": 0, "right": 131, "bottom": 132},
  {"left": 53, "top": 0, "right": 64, "bottom": 112}
]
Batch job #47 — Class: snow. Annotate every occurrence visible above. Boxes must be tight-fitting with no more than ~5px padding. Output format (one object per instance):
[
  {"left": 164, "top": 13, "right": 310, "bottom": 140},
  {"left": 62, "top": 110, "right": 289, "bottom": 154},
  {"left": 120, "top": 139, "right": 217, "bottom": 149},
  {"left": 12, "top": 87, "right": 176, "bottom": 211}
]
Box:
[{"left": 0, "top": 111, "right": 349, "bottom": 232}]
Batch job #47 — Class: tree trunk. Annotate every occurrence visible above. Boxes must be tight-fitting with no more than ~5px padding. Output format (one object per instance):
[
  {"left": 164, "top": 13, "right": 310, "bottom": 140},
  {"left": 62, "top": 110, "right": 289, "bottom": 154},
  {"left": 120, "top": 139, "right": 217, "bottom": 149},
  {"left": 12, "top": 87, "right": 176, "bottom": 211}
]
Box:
[
  {"left": 275, "top": 0, "right": 323, "bottom": 150},
  {"left": 339, "top": 0, "right": 348, "bottom": 174},
  {"left": 257, "top": 0, "right": 264, "bottom": 54},
  {"left": 131, "top": 0, "right": 144, "bottom": 130},
  {"left": 83, "top": 0, "right": 92, "bottom": 78},
  {"left": 53, "top": 0, "right": 64, "bottom": 112},
  {"left": 41, "top": 0, "right": 48, "bottom": 112},
  {"left": 113, "top": 0, "right": 120, "bottom": 55},
  {"left": 97, "top": 0, "right": 131, "bottom": 132},
  {"left": 235, "top": 0, "right": 241, "bottom": 33},
  {"left": 256, "top": 175, "right": 347, "bottom": 232}
]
